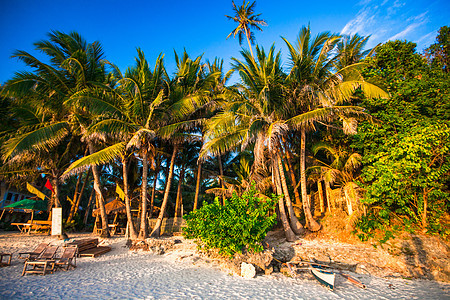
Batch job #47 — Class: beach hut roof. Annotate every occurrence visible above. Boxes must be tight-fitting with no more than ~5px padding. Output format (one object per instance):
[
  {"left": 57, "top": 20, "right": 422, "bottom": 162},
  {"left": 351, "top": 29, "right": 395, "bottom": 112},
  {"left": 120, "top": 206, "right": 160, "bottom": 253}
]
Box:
[{"left": 92, "top": 198, "right": 126, "bottom": 216}]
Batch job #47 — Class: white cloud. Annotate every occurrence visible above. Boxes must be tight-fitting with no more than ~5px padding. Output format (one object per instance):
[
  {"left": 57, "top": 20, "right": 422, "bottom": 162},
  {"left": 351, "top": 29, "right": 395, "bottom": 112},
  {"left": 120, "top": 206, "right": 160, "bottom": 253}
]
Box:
[
  {"left": 341, "top": 1, "right": 433, "bottom": 49},
  {"left": 416, "top": 31, "right": 436, "bottom": 45},
  {"left": 388, "top": 23, "right": 422, "bottom": 40},
  {"left": 341, "top": 8, "right": 375, "bottom": 35}
]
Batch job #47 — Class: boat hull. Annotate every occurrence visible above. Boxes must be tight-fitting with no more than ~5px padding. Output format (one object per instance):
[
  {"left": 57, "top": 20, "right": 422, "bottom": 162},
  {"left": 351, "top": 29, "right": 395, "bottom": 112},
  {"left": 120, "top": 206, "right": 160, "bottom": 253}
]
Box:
[{"left": 310, "top": 265, "right": 335, "bottom": 290}]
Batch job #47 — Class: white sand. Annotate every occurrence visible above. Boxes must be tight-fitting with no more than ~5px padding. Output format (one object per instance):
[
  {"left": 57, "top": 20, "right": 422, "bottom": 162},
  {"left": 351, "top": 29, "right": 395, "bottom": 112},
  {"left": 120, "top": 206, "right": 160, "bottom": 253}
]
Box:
[{"left": 0, "top": 232, "right": 449, "bottom": 300}]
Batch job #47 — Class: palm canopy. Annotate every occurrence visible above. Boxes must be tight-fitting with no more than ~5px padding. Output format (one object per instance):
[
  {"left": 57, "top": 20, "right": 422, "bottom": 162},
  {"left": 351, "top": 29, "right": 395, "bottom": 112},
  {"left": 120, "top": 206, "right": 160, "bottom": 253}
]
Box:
[
  {"left": 335, "top": 34, "right": 373, "bottom": 70},
  {"left": 311, "top": 142, "right": 362, "bottom": 187},
  {"left": 226, "top": 0, "right": 267, "bottom": 57},
  {"left": 2, "top": 31, "right": 106, "bottom": 161},
  {"left": 281, "top": 25, "right": 388, "bottom": 132},
  {"left": 201, "top": 44, "right": 285, "bottom": 163},
  {"left": 63, "top": 48, "right": 167, "bottom": 176}
]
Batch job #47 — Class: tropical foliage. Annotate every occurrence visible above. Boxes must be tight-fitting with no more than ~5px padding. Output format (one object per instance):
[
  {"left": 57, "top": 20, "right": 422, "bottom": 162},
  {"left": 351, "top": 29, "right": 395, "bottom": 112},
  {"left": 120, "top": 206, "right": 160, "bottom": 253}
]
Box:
[{"left": 183, "top": 186, "right": 277, "bottom": 256}]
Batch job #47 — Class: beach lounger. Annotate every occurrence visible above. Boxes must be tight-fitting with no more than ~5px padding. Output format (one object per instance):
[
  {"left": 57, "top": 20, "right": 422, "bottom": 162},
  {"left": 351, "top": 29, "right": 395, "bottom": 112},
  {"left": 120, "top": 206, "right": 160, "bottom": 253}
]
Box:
[
  {"left": 18, "top": 242, "right": 48, "bottom": 261},
  {"left": 0, "top": 252, "right": 12, "bottom": 266},
  {"left": 55, "top": 246, "right": 78, "bottom": 271},
  {"left": 22, "top": 246, "right": 58, "bottom": 276}
]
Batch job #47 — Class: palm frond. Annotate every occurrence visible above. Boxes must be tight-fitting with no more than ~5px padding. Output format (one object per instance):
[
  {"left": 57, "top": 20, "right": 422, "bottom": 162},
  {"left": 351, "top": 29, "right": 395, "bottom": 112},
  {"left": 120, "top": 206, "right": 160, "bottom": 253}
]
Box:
[
  {"left": 62, "top": 142, "right": 125, "bottom": 179},
  {"left": 2, "top": 122, "right": 69, "bottom": 161}
]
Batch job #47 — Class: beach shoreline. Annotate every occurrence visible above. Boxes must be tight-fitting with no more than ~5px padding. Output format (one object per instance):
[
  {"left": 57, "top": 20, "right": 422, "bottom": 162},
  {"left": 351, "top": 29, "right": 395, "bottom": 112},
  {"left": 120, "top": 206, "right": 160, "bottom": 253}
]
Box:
[{"left": 0, "top": 231, "right": 449, "bottom": 299}]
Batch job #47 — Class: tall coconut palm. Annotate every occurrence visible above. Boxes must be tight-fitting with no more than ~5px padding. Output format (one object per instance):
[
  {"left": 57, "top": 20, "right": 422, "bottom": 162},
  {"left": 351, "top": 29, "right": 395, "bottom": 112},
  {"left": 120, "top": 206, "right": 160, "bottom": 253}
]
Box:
[
  {"left": 282, "top": 25, "right": 389, "bottom": 231},
  {"left": 226, "top": 0, "right": 267, "bottom": 58},
  {"left": 1, "top": 31, "right": 108, "bottom": 230},
  {"left": 201, "top": 45, "right": 302, "bottom": 241},
  {"left": 150, "top": 50, "right": 220, "bottom": 237},
  {"left": 64, "top": 49, "right": 167, "bottom": 240}
]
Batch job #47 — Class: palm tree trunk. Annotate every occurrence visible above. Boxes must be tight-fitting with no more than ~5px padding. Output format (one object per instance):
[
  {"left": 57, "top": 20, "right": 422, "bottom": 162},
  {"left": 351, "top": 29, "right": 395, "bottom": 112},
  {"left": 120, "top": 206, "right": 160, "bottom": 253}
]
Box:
[
  {"left": 277, "top": 153, "right": 304, "bottom": 234},
  {"left": 218, "top": 153, "right": 226, "bottom": 205},
  {"left": 324, "top": 181, "right": 334, "bottom": 211},
  {"left": 83, "top": 188, "right": 95, "bottom": 227},
  {"left": 67, "top": 173, "right": 82, "bottom": 222},
  {"left": 244, "top": 26, "right": 254, "bottom": 58},
  {"left": 317, "top": 180, "right": 325, "bottom": 213},
  {"left": 174, "top": 164, "right": 185, "bottom": 219},
  {"left": 71, "top": 170, "right": 90, "bottom": 221},
  {"left": 67, "top": 170, "right": 90, "bottom": 222},
  {"left": 282, "top": 138, "right": 301, "bottom": 205},
  {"left": 122, "top": 155, "right": 138, "bottom": 240},
  {"left": 300, "top": 129, "right": 321, "bottom": 231},
  {"left": 150, "top": 145, "right": 178, "bottom": 237},
  {"left": 193, "top": 162, "right": 202, "bottom": 210},
  {"left": 51, "top": 176, "right": 61, "bottom": 208},
  {"left": 138, "top": 148, "right": 149, "bottom": 239},
  {"left": 67, "top": 147, "right": 90, "bottom": 222},
  {"left": 273, "top": 162, "right": 296, "bottom": 242},
  {"left": 89, "top": 142, "right": 109, "bottom": 237},
  {"left": 150, "top": 162, "right": 160, "bottom": 219}
]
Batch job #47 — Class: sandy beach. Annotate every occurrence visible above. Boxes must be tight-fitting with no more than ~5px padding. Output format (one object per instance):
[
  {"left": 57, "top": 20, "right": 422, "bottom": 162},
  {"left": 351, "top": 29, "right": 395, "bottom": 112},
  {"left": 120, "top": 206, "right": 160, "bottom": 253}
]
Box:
[{"left": 0, "top": 232, "right": 449, "bottom": 299}]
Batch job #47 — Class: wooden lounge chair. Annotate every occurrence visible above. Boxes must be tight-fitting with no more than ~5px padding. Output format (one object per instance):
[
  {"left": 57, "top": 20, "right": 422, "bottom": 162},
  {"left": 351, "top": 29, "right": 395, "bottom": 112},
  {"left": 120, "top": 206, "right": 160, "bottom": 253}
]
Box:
[
  {"left": 22, "top": 246, "right": 58, "bottom": 276},
  {"left": 55, "top": 247, "right": 78, "bottom": 271},
  {"left": 0, "top": 253, "right": 12, "bottom": 267},
  {"left": 18, "top": 242, "right": 48, "bottom": 261}
]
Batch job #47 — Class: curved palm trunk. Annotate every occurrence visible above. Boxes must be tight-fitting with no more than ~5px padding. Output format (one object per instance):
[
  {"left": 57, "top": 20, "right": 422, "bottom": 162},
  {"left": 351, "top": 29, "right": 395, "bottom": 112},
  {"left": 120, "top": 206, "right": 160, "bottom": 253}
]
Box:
[
  {"left": 282, "top": 139, "right": 301, "bottom": 205},
  {"left": 138, "top": 148, "right": 149, "bottom": 239},
  {"left": 68, "top": 147, "right": 90, "bottom": 222},
  {"left": 89, "top": 143, "right": 109, "bottom": 238},
  {"left": 273, "top": 162, "right": 296, "bottom": 242},
  {"left": 277, "top": 154, "right": 304, "bottom": 235},
  {"left": 300, "top": 129, "right": 321, "bottom": 231},
  {"left": 67, "top": 173, "right": 82, "bottom": 222},
  {"left": 68, "top": 170, "right": 90, "bottom": 222},
  {"left": 122, "top": 155, "right": 137, "bottom": 240},
  {"left": 174, "top": 164, "right": 185, "bottom": 219},
  {"left": 193, "top": 162, "right": 202, "bottom": 210},
  {"left": 150, "top": 145, "right": 178, "bottom": 237}
]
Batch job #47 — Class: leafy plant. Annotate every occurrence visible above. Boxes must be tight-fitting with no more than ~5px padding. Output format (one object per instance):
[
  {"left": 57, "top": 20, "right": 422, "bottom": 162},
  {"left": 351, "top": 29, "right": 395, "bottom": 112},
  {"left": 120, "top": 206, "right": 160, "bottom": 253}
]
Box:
[{"left": 183, "top": 185, "right": 278, "bottom": 256}]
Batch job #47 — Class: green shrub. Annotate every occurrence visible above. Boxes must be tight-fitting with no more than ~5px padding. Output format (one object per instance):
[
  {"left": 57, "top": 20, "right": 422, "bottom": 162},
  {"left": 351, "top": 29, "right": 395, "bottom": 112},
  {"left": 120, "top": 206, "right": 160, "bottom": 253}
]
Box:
[{"left": 183, "top": 186, "right": 278, "bottom": 256}]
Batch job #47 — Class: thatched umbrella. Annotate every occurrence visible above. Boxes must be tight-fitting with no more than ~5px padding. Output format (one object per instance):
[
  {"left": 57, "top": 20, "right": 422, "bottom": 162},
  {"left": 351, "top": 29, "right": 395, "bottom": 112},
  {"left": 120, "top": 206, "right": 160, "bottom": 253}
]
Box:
[
  {"left": 92, "top": 198, "right": 126, "bottom": 216},
  {"left": 92, "top": 198, "right": 126, "bottom": 234}
]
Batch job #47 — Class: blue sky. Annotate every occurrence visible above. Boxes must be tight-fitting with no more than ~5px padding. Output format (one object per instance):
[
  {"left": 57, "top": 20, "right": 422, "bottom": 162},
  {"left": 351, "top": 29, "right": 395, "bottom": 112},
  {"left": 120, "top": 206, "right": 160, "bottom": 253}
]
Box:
[{"left": 0, "top": 0, "right": 448, "bottom": 84}]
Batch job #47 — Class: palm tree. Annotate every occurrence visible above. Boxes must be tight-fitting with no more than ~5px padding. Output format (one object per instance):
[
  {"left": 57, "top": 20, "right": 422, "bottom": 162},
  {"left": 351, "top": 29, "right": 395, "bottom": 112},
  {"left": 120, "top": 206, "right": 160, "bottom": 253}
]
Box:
[
  {"left": 149, "top": 50, "right": 220, "bottom": 237},
  {"left": 1, "top": 31, "right": 109, "bottom": 232},
  {"left": 201, "top": 45, "right": 302, "bottom": 241},
  {"left": 335, "top": 34, "right": 372, "bottom": 70},
  {"left": 282, "top": 25, "right": 388, "bottom": 231},
  {"left": 64, "top": 48, "right": 167, "bottom": 240},
  {"left": 226, "top": 0, "right": 267, "bottom": 58},
  {"left": 311, "top": 142, "right": 363, "bottom": 215}
]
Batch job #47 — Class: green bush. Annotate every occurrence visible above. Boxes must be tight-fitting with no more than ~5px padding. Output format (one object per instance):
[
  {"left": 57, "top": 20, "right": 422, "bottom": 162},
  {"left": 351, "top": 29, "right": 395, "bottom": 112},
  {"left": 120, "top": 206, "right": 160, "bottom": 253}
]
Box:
[{"left": 183, "top": 186, "right": 278, "bottom": 256}]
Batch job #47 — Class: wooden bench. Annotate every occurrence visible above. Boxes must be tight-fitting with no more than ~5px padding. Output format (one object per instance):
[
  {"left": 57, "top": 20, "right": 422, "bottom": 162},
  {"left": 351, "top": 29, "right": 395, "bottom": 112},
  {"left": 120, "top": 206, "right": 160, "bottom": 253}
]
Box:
[
  {"left": 29, "top": 220, "right": 52, "bottom": 233},
  {"left": 11, "top": 220, "right": 51, "bottom": 234}
]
